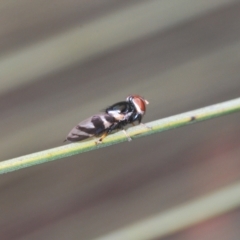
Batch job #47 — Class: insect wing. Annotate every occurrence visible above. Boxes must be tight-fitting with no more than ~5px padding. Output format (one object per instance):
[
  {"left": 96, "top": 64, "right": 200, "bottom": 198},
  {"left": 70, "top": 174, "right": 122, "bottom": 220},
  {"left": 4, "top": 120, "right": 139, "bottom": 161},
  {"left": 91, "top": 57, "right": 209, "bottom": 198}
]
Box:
[
  {"left": 66, "top": 117, "right": 95, "bottom": 142},
  {"left": 66, "top": 114, "right": 117, "bottom": 142}
]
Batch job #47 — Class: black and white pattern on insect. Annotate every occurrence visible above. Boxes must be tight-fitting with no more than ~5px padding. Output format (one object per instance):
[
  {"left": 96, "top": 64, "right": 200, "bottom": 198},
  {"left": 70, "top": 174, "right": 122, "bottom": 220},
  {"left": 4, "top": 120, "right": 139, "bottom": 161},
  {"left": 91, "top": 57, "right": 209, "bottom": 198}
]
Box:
[
  {"left": 65, "top": 95, "right": 149, "bottom": 144},
  {"left": 65, "top": 114, "right": 121, "bottom": 143}
]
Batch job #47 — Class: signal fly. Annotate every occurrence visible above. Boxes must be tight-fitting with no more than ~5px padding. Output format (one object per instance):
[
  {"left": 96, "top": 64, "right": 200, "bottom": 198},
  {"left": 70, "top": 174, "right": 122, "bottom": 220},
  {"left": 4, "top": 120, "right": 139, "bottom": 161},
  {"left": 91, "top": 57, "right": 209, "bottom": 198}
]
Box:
[{"left": 65, "top": 95, "right": 149, "bottom": 144}]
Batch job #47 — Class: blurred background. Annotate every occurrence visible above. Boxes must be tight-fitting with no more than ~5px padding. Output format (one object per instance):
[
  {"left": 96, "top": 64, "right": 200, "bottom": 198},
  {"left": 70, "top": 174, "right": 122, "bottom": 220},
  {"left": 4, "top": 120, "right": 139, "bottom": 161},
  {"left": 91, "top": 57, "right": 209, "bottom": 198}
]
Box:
[{"left": 0, "top": 0, "right": 240, "bottom": 239}]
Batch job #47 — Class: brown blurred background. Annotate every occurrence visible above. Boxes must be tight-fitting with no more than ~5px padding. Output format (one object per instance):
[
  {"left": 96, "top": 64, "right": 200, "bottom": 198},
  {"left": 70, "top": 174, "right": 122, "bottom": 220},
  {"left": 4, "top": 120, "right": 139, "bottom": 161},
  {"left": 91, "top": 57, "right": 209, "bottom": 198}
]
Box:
[{"left": 0, "top": 0, "right": 240, "bottom": 239}]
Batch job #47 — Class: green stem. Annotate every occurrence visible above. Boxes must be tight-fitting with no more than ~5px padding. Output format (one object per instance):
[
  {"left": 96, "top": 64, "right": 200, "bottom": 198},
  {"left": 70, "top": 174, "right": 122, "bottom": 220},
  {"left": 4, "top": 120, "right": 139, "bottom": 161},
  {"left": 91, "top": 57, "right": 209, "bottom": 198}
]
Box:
[{"left": 1, "top": 97, "right": 240, "bottom": 174}]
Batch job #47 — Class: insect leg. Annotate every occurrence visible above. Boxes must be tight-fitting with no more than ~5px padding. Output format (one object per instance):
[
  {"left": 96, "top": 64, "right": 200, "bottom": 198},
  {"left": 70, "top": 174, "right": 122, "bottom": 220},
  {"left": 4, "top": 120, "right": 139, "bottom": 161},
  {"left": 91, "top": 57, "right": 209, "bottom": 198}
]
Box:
[
  {"left": 140, "top": 122, "right": 152, "bottom": 130},
  {"left": 117, "top": 121, "right": 132, "bottom": 141},
  {"left": 135, "top": 114, "right": 151, "bottom": 130},
  {"left": 95, "top": 131, "right": 108, "bottom": 144},
  {"left": 121, "top": 129, "right": 132, "bottom": 141},
  {"left": 95, "top": 122, "right": 117, "bottom": 144}
]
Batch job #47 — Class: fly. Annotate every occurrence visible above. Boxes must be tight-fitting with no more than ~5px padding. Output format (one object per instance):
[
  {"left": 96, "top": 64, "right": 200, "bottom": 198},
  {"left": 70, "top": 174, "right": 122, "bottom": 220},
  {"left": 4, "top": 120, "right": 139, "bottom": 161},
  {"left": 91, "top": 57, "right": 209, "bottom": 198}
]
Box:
[{"left": 65, "top": 95, "right": 149, "bottom": 144}]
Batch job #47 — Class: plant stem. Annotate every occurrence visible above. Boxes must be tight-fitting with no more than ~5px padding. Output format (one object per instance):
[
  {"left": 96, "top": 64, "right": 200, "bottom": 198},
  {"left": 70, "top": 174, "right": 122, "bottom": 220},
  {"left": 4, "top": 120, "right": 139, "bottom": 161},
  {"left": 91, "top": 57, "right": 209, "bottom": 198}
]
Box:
[{"left": 0, "top": 97, "right": 240, "bottom": 174}]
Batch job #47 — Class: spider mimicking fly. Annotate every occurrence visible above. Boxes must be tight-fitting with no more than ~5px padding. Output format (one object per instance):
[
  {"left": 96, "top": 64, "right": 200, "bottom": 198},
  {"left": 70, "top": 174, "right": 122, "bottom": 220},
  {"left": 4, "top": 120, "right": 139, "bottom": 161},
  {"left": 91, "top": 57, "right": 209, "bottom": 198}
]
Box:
[{"left": 65, "top": 95, "right": 149, "bottom": 144}]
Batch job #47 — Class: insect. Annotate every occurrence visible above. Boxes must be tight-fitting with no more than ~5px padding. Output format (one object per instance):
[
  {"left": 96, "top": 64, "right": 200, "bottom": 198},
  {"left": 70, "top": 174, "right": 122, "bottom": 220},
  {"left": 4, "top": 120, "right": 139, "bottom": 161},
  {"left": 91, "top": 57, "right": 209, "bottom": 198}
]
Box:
[
  {"left": 105, "top": 95, "right": 149, "bottom": 133},
  {"left": 65, "top": 95, "right": 149, "bottom": 144}
]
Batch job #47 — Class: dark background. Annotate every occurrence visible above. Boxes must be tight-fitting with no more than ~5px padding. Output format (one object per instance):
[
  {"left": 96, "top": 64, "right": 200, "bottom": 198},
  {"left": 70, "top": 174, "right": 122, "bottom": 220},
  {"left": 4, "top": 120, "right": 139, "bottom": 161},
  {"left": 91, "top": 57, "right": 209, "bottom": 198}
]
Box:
[{"left": 0, "top": 1, "right": 240, "bottom": 239}]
